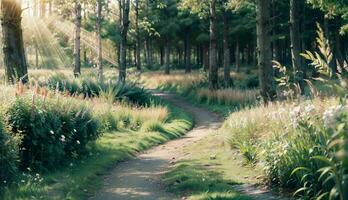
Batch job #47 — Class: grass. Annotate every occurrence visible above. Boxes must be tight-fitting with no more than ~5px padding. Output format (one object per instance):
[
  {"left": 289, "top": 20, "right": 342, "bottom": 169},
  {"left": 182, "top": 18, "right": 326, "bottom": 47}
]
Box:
[
  {"left": 0, "top": 70, "right": 194, "bottom": 199},
  {"left": 3, "top": 103, "right": 193, "bottom": 200},
  {"left": 162, "top": 129, "right": 260, "bottom": 200},
  {"left": 141, "top": 70, "right": 259, "bottom": 117}
]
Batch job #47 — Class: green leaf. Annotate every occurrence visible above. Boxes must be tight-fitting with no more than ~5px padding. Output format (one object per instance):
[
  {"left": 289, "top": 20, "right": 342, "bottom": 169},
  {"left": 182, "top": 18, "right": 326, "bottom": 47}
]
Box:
[
  {"left": 291, "top": 167, "right": 310, "bottom": 176},
  {"left": 316, "top": 192, "right": 329, "bottom": 200}
]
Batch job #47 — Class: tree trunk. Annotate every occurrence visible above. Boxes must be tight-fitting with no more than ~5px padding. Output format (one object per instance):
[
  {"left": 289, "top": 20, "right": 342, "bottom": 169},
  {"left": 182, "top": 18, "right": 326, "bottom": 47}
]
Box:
[
  {"left": 73, "top": 1, "right": 82, "bottom": 77},
  {"left": 184, "top": 28, "right": 191, "bottom": 73},
  {"left": 48, "top": 0, "right": 52, "bottom": 15},
  {"left": 164, "top": 39, "right": 170, "bottom": 74},
  {"left": 1, "top": 0, "right": 29, "bottom": 84},
  {"left": 97, "top": 0, "right": 103, "bottom": 82},
  {"left": 119, "top": 0, "right": 130, "bottom": 84},
  {"left": 256, "top": 0, "right": 276, "bottom": 102},
  {"left": 41, "top": 0, "right": 46, "bottom": 17},
  {"left": 33, "top": 0, "right": 38, "bottom": 17},
  {"left": 160, "top": 45, "right": 164, "bottom": 66},
  {"left": 145, "top": 38, "right": 152, "bottom": 67},
  {"left": 223, "top": 11, "right": 232, "bottom": 87},
  {"left": 203, "top": 43, "right": 209, "bottom": 71},
  {"left": 83, "top": 47, "right": 88, "bottom": 66},
  {"left": 135, "top": 0, "right": 141, "bottom": 71},
  {"left": 290, "top": 0, "right": 304, "bottom": 90},
  {"left": 209, "top": 0, "right": 218, "bottom": 90},
  {"left": 235, "top": 36, "right": 240, "bottom": 72},
  {"left": 35, "top": 44, "right": 39, "bottom": 68}
]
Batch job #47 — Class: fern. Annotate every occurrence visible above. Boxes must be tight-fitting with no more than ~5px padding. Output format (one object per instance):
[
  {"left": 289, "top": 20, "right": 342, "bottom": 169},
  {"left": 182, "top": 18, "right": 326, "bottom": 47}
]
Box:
[{"left": 299, "top": 23, "right": 348, "bottom": 99}]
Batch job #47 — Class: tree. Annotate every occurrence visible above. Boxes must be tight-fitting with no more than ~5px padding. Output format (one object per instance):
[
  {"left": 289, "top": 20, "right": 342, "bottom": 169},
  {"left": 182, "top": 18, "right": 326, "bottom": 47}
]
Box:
[
  {"left": 223, "top": 9, "right": 232, "bottom": 87},
  {"left": 73, "top": 0, "right": 82, "bottom": 77},
  {"left": 1, "top": 0, "right": 28, "bottom": 84},
  {"left": 256, "top": 0, "right": 276, "bottom": 102},
  {"left": 290, "top": 0, "right": 304, "bottom": 90},
  {"left": 118, "top": 0, "right": 131, "bottom": 84},
  {"left": 209, "top": 0, "right": 218, "bottom": 90},
  {"left": 97, "top": 0, "right": 103, "bottom": 82},
  {"left": 135, "top": 0, "right": 142, "bottom": 71}
]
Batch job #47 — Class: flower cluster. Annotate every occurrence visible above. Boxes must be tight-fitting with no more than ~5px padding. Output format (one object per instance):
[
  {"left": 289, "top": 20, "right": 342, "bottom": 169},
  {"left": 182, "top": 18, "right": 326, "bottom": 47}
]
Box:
[
  {"left": 289, "top": 104, "right": 316, "bottom": 128},
  {"left": 322, "top": 105, "right": 345, "bottom": 129}
]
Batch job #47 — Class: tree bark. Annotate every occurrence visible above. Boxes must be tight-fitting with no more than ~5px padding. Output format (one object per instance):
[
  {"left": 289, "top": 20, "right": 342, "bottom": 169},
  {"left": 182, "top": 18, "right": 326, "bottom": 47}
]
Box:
[
  {"left": 41, "top": 0, "right": 46, "bottom": 17},
  {"left": 160, "top": 45, "right": 164, "bottom": 66},
  {"left": 135, "top": 0, "right": 141, "bottom": 71},
  {"left": 203, "top": 43, "right": 209, "bottom": 72},
  {"left": 1, "top": 0, "right": 29, "bottom": 84},
  {"left": 118, "top": 0, "right": 130, "bottom": 84},
  {"left": 235, "top": 36, "right": 240, "bottom": 72},
  {"left": 73, "top": 1, "right": 82, "bottom": 77},
  {"left": 145, "top": 38, "right": 152, "bottom": 67},
  {"left": 290, "top": 0, "right": 304, "bottom": 91},
  {"left": 48, "top": 0, "right": 52, "bottom": 15},
  {"left": 256, "top": 0, "right": 276, "bottom": 102},
  {"left": 223, "top": 11, "right": 232, "bottom": 87},
  {"left": 209, "top": 0, "right": 218, "bottom": 90},
  {"left": 33, "top": 0, "right": 38, "bottom": 17},
  {"left": 164, "top": 39, "right": 170, "bottom": 74},
  {"left": 35, "top": 44, "right": 39, "bottom": 68},
  {"left": 97, "top": 0, "right": 103, "bottom": 82},
  {"left": 184, "top": 28, "right": 191, "bottom": 73}
]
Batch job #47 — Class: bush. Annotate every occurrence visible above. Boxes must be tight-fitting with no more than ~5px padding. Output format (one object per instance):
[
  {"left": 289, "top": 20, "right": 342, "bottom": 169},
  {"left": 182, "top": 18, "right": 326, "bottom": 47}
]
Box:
[
  {"left": 239, "top": 75, "right": 259, "bottom": 89},
  {"left": 46, "top": 73, "right": 151, "bottom": 106},
  {"left": 141, "top": 120, "right": 165, "bottom": 132},
  {"left": 0, "top": 118, "right": 18, "bottom": 186},
  {"left": 4, "top": 97, "right": 101, "bottom": 171},
  {"left": 262, "top": 105, "right": 348, "bottom": 199}
]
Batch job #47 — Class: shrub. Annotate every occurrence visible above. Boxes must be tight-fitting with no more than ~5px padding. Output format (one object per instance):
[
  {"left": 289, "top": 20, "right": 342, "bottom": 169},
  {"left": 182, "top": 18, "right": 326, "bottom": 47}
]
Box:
[
  {"left": 244, "top": 75, "right": 259, "bottom": 89},
  {"left": 4, "top": 96, "right": 101, "bottom": 171},
  {"left": 141, "top": 120, "right": 165, "bottom": 132},
  {"left": 46, "top": 73, "right": 151, "bottom": 106},
  {"left": 262, "top": 104, "right": 348, "bottom": 199},
  {"left": 0, "top": 118, "right": 18, "bottom": 186}
]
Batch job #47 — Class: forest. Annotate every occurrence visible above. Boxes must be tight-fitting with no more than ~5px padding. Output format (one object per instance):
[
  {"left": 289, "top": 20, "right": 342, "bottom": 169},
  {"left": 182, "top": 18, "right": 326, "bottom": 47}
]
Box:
[{"left": 0, "top": 0, "right": 348, "bottom": 199}]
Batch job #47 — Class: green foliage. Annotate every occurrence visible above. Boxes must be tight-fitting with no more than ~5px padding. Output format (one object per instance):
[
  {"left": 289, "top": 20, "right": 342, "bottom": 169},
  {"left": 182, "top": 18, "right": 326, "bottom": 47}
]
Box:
[
  {"left": 163, "top": 162, "right": 252, "bottom": 200},
  {"left": 4, "top": 96, "right": 101, "bottom": 171},
  {"left": 141, "top": 120, "right": 165, "bottom": 132},
  {"left": 0, "top": 117, "right": 18, "bottom": 188},
  {"left": 99, "top": 83, "right": 152, "bottom": 106},
  {"left": 46, "top": 73, "right": 151, "bottom": 106},
  {"left": 290, "top": 112, "right": 348, "bottom": 200},
  {"left": 231, "top": 141, "right": 257, "bottom": 165}
]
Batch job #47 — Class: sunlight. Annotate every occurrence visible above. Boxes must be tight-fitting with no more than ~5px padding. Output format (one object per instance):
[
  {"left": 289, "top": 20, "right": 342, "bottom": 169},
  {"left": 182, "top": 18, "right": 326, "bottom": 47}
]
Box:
[{"left": 48, "top": 14, "right": 118, "bottom": 66}]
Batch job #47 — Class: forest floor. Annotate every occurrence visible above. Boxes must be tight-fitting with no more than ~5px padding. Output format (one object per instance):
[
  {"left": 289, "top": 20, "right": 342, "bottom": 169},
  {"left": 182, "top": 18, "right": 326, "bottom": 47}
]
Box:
[{"left": 89, "top": 91, "right": 288, "bottom": 200}]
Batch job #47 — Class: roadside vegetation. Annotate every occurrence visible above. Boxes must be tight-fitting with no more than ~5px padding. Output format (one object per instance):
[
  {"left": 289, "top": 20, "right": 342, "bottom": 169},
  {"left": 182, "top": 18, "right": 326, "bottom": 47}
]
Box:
[
  {"left": 1, "top": 0, "right": 348, "bottom": 200},
  {"left": 162, "top": 27, "right": 348, "bottom": 200},
  {"left": 0, "top": 71, "right": 193, "bottom": 199},
  {"left": 141, "top": 70, "right": 259, "bottom": 116}
]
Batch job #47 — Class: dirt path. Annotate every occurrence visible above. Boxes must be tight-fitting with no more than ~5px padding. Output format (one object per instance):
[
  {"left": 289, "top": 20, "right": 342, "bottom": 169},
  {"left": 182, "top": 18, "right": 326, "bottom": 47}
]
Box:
[
  {"left": 89, "top": 92, "right": 222, "bottom": 200},
  {"left": 89, "top": 92, "right": 288, "bottom": 200}
]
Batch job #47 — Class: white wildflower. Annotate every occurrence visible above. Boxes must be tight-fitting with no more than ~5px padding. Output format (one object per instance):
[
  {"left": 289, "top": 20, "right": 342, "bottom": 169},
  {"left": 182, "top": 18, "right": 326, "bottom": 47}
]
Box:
[
  {"left": 60, "top": 135, "right": 66, "bottom": 142},
  {"left": 304, "top": 104, "right": 315, "bottom": 114},
  {"left": 290, "top": 105, "right": 302, "bottom": 128},
  {"left": 323, "top": 105, "right": 345, "bottom": 128},
  {"left": 76, "top": 140, "right": 80, "bottom": 145},
  {"left": 50, "top": 130, "right": 54, "bottom": 135}
]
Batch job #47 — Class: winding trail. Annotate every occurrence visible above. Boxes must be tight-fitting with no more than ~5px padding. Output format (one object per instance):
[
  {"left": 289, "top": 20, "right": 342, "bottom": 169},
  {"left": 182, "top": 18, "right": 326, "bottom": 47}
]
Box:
[
  {"left": 89, "top": 92, "right": 288, "bottom": 200},
  {"left": 90, "top": 92, "right": 222, "bottom": 200}
]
